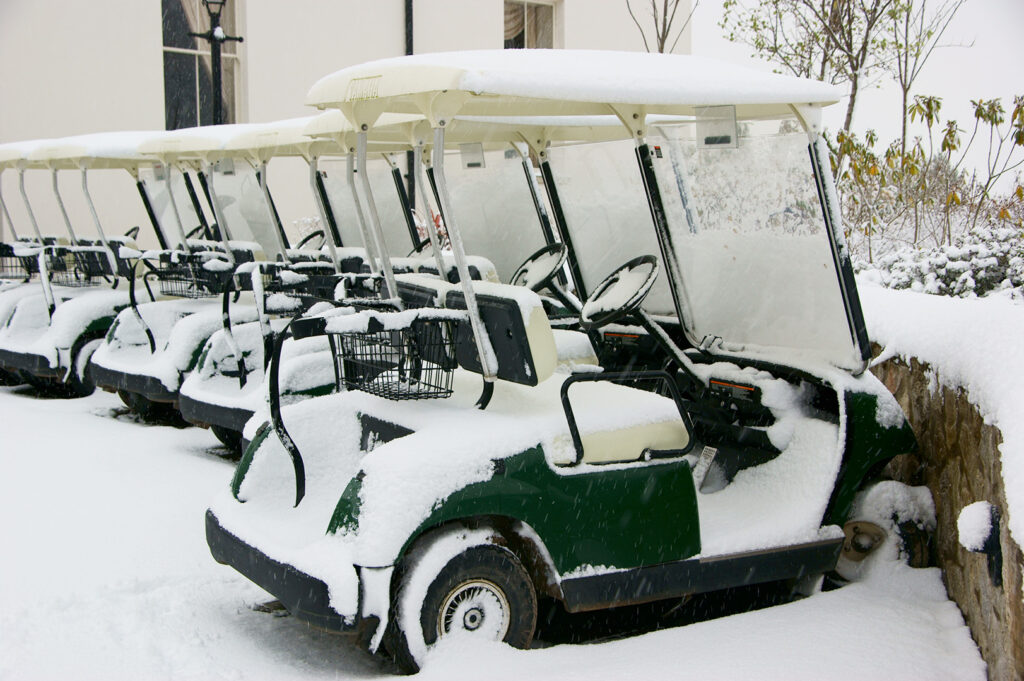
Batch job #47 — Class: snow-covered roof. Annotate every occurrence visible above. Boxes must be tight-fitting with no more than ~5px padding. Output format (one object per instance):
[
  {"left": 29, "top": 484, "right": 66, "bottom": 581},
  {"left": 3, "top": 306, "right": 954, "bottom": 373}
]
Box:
[
  {"left": 27, "top": 131, "right": 161, "bottom": 170},
  {"left": 220, "top": 116, "right": 342, "bottom": 161},
  {"left": 0, "top": 139, "right": 55, "bottom": 170},
  {"left": 306, "top": 50, "right": 842, "bottom": 124},
  {"left": 138, "top": 123, "right": 257, "bottom": 162}
]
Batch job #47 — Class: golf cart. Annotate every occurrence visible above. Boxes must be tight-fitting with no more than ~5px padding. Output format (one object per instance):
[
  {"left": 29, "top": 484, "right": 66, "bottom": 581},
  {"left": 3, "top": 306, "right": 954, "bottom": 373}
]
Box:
[
  {"left": 206, "top": 51, "right": 918, "bottom": 672},
  {"left": 178, "top": 112, "right": 616, "bottom": 451},
  {"left": 88, "top": 119, "right": 344, "bottom": 422},
  {"left": 0, "top": 132, "right": 163, "bottom": 395}
]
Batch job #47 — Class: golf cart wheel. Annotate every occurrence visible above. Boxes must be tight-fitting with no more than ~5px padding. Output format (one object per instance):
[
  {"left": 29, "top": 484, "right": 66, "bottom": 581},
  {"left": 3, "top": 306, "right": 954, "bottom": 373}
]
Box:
[
  {"left": 117, "top": 390, "right": 175, "bottom": 421},
  {"left": 65, "top": 338, "right": 103, "bottom": 398},
  {"left": 0, "top": 368, "right": 22, "bottom": 386},
  {"left": 389, "top": 544, "right": 537, "bottom": 674},
  {"left": 211, "top": 425, "right": 243, "bottom": 456}
]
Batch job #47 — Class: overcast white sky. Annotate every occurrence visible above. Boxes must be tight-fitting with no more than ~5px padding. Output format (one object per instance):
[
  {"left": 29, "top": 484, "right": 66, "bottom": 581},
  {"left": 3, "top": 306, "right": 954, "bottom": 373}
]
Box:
[{"left": 687, "top": 0, "right": 1023, "bottom": 182}]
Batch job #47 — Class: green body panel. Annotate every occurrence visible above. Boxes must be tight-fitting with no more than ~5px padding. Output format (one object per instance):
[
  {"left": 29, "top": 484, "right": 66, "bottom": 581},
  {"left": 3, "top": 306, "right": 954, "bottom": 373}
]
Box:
[
  {"left": 79, "top": 314, "right": 117, "bottom": 345},
  {"left": 332, "top": 445, "right": 701, "bottom": 575},
  {"left": 824, "top": 390, "right": 918, "bottom": 526},
  {"left": 231, "top": 422, "right": 271, "bottom": 498}
]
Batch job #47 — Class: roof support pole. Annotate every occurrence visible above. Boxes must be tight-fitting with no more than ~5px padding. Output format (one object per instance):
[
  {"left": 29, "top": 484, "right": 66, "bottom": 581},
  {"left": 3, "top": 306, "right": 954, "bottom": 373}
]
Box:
[
  {"left": 0, "top": 175, "right": 19, "bottom": 241},
  {"left": 164, "top": 165, "right": 194, "bottom": 253},
  {"left": 308, "top": 157, "right": 341, "bottom": 274},
  {"left": 257, "top": 161, "right": 293, "bottom": 263},
  {"left": 356, "top": 131, "right": 400, "bottom": 302},
  {"left": 51, "top": 169, "right": 79, "bottom": 244},
  {"left": 345, "top": 152, "right": 381, "bottom": 277},
  {"left": 431, "top": 125, "right": 497, "bottom": 386},
  {"left": 537, "top": 156, "right": 586, "bottom": 299},
  {"left": 413, "top": 144, "right": 447, "bottom": 279},
  {"left": 18, "top": 168, "right": 44, "bottom": 241},
  {"left": 205, "top": 162, "right": 237, "bottom": 265},
  {"left": 80, "top": 168, "right": 118, "bottom": 273}
]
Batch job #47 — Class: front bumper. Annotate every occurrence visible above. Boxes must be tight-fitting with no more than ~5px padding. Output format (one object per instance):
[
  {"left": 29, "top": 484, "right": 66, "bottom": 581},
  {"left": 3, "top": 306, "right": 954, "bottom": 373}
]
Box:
[
  {"left": 180, "top": 393, "right": 253, "bottom": 431},
  {"left": 205, "top": 510, "right": 356, "bottom": 633},
  {"left": 89, "top": 361, "right": 179, "bottom": 403},
  {"left": 0, "top": 347, "right": 59, "bottom": 378}
]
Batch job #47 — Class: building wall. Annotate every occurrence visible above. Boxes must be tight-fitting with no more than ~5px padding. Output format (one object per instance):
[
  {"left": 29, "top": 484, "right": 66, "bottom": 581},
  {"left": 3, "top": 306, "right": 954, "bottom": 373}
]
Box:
[
  {"left": 0, "top": 0, "right": 165, "bottom": 244},
  {"left": 1, "top": 0, "right": 688, "bottom": 247}
]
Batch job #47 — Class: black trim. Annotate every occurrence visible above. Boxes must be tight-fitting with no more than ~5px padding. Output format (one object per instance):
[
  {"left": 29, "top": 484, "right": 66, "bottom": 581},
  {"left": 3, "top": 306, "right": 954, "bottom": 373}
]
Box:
[
  {"left": 636, "top": 143, "right": 687, "bottom": 328},
  {"left": 0, "top": 348, "right": 55, "bottom": 377},
  {"left": 183, "top": 172, "right": 211, "bottom": 240},
  {"left": 206, "top": 510, "right": 356, "bottom": 632},
  {"left": 89, "top": 362, "right": 179, "bottom": 403},
  {"left": 136, "top": 180, "right": 169, "bottom": 250},
  {"left": 559, "top": 537, "right": 843, "bottom": 612},
  {"left": 391, "top": 165, "right": 425, "bottom": 252},
  {"left": 539, "top": 160, "right": 587, "bottom": 299},
  {"left": 179, "top": 392, "right": 253, "bottom": 431},
  {"left": 808, "top": 143, "right": 871, "bottom": 364},
  {"left": 314, "top": 169, "right": 344, "bottom": 247}
]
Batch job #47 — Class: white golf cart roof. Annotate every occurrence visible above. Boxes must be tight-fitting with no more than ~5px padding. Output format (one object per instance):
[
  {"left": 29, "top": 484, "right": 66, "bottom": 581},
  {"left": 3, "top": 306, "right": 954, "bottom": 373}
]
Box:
[
  {"left": 0, "top": 139, "right": 54, "bottom": 170},
  {"left": 219, "top": 116, "right": 343, "bottom": 162},
  {"left": 27, "top": 131, "right": 162, "bottom": 171},
  {"left": 307, "top": 50, "right": 841, "bottom": 127}
]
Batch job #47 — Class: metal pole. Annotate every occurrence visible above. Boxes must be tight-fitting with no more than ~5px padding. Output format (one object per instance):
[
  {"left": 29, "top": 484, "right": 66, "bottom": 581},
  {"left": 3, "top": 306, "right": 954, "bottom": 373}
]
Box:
[
  {"left": 165, "top": 166, "right": 193, "bottom": 252},
  {"left": 80, "top": 168, "right": 119, "bottom": 273},
  {"left": 414, "top": 145, "right": 447, "bottom": 277},
  {"left": 432, "top": 126, "right": 496, "bottom": 382},
  {"left": 211, "top": 16, "right": 223, "bottom": 125},
  {"left": 356, "top": 131, "right": 399, "bottom": 302},
  {"left": 51, "top": 169, "right": 79, "bottom": 244},
  {"left": 0, "top": 174, "right": 21, "bottom": 241},
  {"left": 346, "top": 152, "right": 380, "bottom": 276},
  {"left": 309, "top": 158, "right": 341, "bottom": 273},
  {"left": 18, "top": 169, "right": 44, "bottom": 241}
]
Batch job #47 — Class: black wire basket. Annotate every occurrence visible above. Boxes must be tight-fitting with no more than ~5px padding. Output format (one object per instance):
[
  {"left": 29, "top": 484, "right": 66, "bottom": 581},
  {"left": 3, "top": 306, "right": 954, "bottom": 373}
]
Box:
[
  {"left": 156, "top": 252, "right": 231, "bottom": 298},
  {"left": 332, "top": 312, "right": 461, "bottom": 400},
  {"left": 0, "top": 243, "right": 34, "bottom": 280},
  {"left": 48, "top": 248, "right": 112, "bottom": 288}
]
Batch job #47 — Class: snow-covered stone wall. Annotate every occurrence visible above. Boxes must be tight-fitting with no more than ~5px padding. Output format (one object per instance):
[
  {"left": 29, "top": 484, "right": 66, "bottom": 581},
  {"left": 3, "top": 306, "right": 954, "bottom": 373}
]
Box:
[{"left": 872, "top": 354, "right": 1023, "bottom": 681}]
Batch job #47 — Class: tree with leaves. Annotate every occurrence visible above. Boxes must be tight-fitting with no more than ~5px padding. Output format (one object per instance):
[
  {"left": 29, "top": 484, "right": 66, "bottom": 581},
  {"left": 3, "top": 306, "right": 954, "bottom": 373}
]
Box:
[{"left": 627, "top": 0, "right": 701, "bottom": 54}]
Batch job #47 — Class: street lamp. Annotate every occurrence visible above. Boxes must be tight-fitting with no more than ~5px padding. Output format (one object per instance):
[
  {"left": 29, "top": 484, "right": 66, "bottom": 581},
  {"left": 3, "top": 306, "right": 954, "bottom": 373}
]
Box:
[{"left": 190, "top": 0, "right": 243, "bottom": 126}]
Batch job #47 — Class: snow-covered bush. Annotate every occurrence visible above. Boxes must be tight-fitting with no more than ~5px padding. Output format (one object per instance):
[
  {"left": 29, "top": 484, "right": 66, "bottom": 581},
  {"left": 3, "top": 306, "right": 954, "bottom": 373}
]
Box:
[{"left": 856, "top": 224, "right": 1024, "bottom": 298}]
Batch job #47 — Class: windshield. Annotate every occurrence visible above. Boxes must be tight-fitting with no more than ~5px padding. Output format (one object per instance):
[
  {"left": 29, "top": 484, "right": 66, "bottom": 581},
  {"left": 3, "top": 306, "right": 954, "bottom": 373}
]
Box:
[
  {"left": 210, "top": 159, "right": 285, "bottom": 261},
  {"left": 445, "top": 147, "right": 549, "bottom": 283},
  {"left": 319, "top": 156, "right": 409, "bottom": 255},
  {"left": 547, "top": 139, "right": 676, "bottom": 315},
  {"left": 139, "top": 166, "right": 203, "bottom": 250},
  {"left": 648, "top": 115, "right": 859, "bottom": 368}
]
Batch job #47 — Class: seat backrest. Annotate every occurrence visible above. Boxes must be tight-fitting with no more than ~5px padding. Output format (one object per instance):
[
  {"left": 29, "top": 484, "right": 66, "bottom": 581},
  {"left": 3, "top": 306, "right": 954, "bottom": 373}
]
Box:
[{"left": 444, "top": 282, "right": 556, "bottom": 386}]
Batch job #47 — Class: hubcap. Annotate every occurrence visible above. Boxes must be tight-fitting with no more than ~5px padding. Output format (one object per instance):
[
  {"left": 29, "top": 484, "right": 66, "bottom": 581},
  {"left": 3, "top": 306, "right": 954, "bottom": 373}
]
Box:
[{"left": 437, "top": 579, "right": 510, "bottom": 641}]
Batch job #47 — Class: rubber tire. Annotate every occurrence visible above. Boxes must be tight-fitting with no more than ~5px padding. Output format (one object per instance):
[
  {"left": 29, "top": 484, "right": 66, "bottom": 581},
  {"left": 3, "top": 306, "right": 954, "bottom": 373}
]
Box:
[
  {"left": 0, "top": 368, "right": 22, "bottom": 386},
  {"left": 389, "top": 544, "right": 537, "bottom": 674},
  {"left": 117, "top": 390, "right": 178, "bottom": 422},
  {"left": 211, "top": 425, "right": 243, "bottom": 456},
  {"left": 65, "top": 337, "right": 103, "bottom": 398}
]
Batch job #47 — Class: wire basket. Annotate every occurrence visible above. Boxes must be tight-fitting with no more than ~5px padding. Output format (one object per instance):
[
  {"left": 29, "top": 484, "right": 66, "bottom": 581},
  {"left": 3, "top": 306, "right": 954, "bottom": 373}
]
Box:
[
  {"left": 332, "top": 314, "right": 460, "bottom": 400},
  {"left": 156, "top": 252, "right": 231, "bottom": 298},
  {"left": 0, "top": 243, "right": 34, "bottom": 280},
  {"left": 47, "top": 248, "right": 111, "bottom": 288}
]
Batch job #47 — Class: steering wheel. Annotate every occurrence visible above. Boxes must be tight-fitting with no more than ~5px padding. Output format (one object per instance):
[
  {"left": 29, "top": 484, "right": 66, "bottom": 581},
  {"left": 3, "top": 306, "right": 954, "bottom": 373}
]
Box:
[
  {"left": 185, "top": 224, "right": 206, "bottom": 240},
  {"left": 295, "top": 229, "right": 326, "bottom": 251},
  {"left": 510, "top": 243, "right": 568, "bottom": 292},
  {"left": 123, "top": 226, "right": 141, "bottom": 241},
  {"left": 579, "top": 255, "right": 660, "bottom": 329}
]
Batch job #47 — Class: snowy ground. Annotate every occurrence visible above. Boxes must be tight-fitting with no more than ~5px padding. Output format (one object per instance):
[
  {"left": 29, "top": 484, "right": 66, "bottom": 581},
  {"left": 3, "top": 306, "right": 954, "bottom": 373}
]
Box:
[{"left": 0, "top": 384, "right": 987, "bottom": 680}]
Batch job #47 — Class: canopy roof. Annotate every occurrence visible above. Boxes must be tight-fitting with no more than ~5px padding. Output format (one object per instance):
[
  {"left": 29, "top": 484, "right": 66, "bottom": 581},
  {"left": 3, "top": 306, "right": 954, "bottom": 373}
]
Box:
[
  {"left": 219, "top": 116, "right": 342, "bottom": 161},
  {"left": 306, "top": 50, "right": 841, "bottom": 128},
  {"left": 0, "top": 139, "right": 55, "bottom": 170},
  {"left": 27, "top": 131, "right": 162, "bottom": 170}
]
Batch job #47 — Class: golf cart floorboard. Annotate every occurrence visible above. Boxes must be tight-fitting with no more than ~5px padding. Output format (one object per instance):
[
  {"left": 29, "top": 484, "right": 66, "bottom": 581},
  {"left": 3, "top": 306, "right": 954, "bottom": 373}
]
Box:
[
  {"left": 179, "top": 393, "right": 253, "bottom": 432},
  {"left": 0, "top": 348, "right": 58, "bottom": 377},
  {"left": 88, "top": 363, "right": 179, "bottom": 403},
  {"left": 205, "top": 510, "right": 356, "bottom": 633},
  {"left": 559, "top": 537, "right": 843, "bottom": 613}
]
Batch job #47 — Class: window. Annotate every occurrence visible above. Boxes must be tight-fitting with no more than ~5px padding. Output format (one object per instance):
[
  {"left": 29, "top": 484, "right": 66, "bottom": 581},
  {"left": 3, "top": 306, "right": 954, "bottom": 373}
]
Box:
[
  {"left": 504, "top": 1, "right": 554, "bottom": 49},
  {"left": 162, "top": 0, "right": 240, "bottom": 129}
]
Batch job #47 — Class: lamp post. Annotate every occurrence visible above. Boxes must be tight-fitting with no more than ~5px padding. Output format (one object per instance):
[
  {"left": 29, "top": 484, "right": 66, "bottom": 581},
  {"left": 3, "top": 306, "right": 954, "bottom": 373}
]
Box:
[{"left": 190, "top": 0, "right": 243, "bottom": 125}]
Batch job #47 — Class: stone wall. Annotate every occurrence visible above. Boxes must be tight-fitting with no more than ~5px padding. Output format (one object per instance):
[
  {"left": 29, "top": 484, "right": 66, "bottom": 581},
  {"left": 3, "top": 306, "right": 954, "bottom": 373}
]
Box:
[{"left": 872, "top": 354, "right": 1023, "bottom": 681}]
